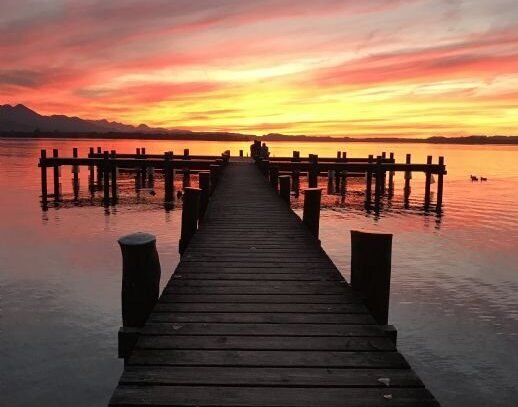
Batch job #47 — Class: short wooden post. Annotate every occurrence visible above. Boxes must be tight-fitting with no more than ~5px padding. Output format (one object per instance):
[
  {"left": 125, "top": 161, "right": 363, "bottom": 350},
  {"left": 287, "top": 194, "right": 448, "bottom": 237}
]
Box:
[
  {"left": 436, "top": 156, "right": 445, "bottom": 212},
  {"left": 110, "top": 150, "right": 118, "bottom": 203},
  {"left": 404, "top": 154, "right": 411, "bottom": 206},
  {"left": 141, "top": 147, "right": 146, "bottom": 156},
  {"left": 350, "top": 230, "right": 392, "bottom": 325},
  {"left": 182, "top": 168, "right": 191, "bottom": 188},
  {"left": 164, "top": 152, "right": 173, "bottom": 203},
  {"left": 308, "top": 154, "right": 318, "bottom": 188},
  {"left": 337, "top": 151, "right": 341, "bottom": 159},
  {"left": 118, "top": 232, "right": 161, "bottom": 359},
  {"left": 239, "top": 149, "right": 243, "bottom": 157},
  {"left": 184, "top": 148, "right": 190, "bottom": 160},
  {"left": 424, "top": 155, "right": 432, "bottom": 208},
  {"left": 210, "top": 164, "right": 220, "bottom": 194},
  {"left": 365, "top": 154, "right": 373, "bottom": 207},
  {"left": 279, "top": 175, "right": 291, "bottom": 205},
  {"left": 303, "top": 188, "right": 322, "bottom": 239},
  {"left": 179, "top": 187, "right": 201, "bottom": 254},
  {"left": 40, "top": 149, "right": 48, "bottom": 205},
  {"left": 52, "top": 148, "right": 61, "bottom": 202},
  {"left": 103, "top": 150, "right": 110, "bottom": 205},
  {"left": 269, "top": 166, "right": 279, "bottom": 191},
  {"left": 199, "top": 171, "right": 211, "bottom": 218}
]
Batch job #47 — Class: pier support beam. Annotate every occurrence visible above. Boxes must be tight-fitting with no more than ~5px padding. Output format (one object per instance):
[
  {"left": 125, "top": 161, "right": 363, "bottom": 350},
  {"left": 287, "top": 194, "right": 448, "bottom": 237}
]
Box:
[
  {"left": 111, "top": 150, "right": 118, "bottom": 204},
  {"left": 72, "top": 147, "right": 80, "bottom": 201},
  {"left": 52, "top": 148, "right": 61, "bottom": 202},
  {"left": 303, "top": 188, "right": 322, "bottom": 240},
  {"left": 436, "top": 156, "right": 445, "bottom": 212},
  {"left": 179, "top": 187, "right": 201, "bottom": 255},
  {"left": 308, "top": 155, "right": 318, "bottom": 188},
  {"left": 424, "top": 155, "right": 432, "bottom": 209},
  {"left": 365, "top": 155, "right": 373, "bottom": 208},
  {"left": 40, "top": 149, "right": 48, "bottom": 206},
  {"left": 118, "top": 232, "right": 161, "bottom": 359},
  {"left": 404, "top": 154, "right": 412, "bottom": 207}
]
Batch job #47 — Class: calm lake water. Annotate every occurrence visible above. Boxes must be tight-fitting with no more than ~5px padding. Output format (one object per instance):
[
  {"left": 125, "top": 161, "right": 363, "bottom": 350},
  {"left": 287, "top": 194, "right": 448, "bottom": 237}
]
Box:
[{"left": 1, "top": 138, "right": 517, "bottom": 406}]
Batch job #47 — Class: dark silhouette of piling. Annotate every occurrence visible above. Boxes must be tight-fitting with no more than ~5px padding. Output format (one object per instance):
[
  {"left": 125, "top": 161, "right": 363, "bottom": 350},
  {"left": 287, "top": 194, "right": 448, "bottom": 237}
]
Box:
[
  {"left": 40, "top": 149, "right": 47, "bottom": 205},
  {"left": 303, "top": 188, "right": 322, "bottom": 239},
  {"left": 179, "top": 187, "right": 201, "bottom": 254},
  {"left": 436, "top": 156, "right": 445, "bottom": 212},
  {"left": 52, "top": 148, "right": 60, "bottom": 202},
  {"left": 199, "top": 171, "right": 211, "bottom": 218}
]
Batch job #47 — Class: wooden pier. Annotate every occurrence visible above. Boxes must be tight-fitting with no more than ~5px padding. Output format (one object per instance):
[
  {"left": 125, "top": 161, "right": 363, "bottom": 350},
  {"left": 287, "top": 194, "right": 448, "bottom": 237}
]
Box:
[{"left": 108, "top": 162, "right": 439, "bottom": 406}]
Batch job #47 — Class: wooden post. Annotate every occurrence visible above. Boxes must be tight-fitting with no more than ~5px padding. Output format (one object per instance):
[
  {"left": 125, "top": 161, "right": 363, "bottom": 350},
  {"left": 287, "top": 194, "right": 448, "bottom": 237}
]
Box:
[
  {"left": 210, "top": 164, "right": 220, "bottom": 194},
  {"left": 239, "top": 149, "right": 243, "bottom": 158},
  {"left": 72, "top": 147, "right": 80, "bottom": 201},
  {"left": 340, "top": 170, "right": 347, "bottom": 196},
  {"left": 164, "top": 152, "right": 173, "bottom": 203},
  {"left": 182, "top": 168, "right": 191, "bottom": 188},
  {"left": 337, "top": 151, "right": 341, "bottom": 159},
  {"left": 140, "top": 148, "right": 147, "bottom": 187},
  {"left": 350, "top": 230, "right": 392, "bottom": 325},
  {"left": 404, "top": 154, "right": 411, "bottom": 206},
  {"left": 184, "top": 148, "right": 190, "bottom": 160},
  {"left": 270, "top": 166, "right": 279, "bottom": 191},
  {"left": 327, "top": 170, "right": 334, "bottom": 194},
  {"left": 279, "top": 175, "right": 291, "bottom": 206},
  {"left": 118, "top": 232, "right": 161, "bottom": 359},
  {"left": 110, "top": 150, "right": 118, "bottom": 203},
  {"left": 40, "top": 149, "right": 48, "bottom": 205},
  {"left": 292, "top": 170, "right": 300, "bottom": 197},
  {"left": 52, "top": 148, "right": 61, "bottom": 202},
  {"left": 424, "top": 155, "right": 432, "bottom": 208},
  {"left": 96, "top": 146, "right": 103, "bottom": 186},
  {"left": 365, "top": 154, "right": 373, "bottom": 207},
  {"left": 374, "top": 157, "right": 382, "bottom": 209},
  {"left": 88, "top": 147, "right": 95, "bottom": 194},
  {"left": 308, "top": 154, "right": 318, "bottom": 188},
  {"left": 436, "top": 156, "right": 445, "bottom": 212},
  {"left": 103, "top": 150, "right": 110, "bottom": 205},
  {"left": 388, "top": 152, "right": 395, "bottom": 197},
  {"left": 199, "top": 171, "right": 211, "bottom": 218},
  {"left": 303, "top": 188, "right": 322, "bottom": 240},
  {"left": 179, "top": 187, "right": 201, "bottom": 254}
]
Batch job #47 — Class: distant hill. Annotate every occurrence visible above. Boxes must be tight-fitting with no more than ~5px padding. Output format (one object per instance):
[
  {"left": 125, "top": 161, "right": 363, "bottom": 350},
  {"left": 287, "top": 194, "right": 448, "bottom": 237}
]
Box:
[{"left": 0, "top": 104, "right": 164, "bottom": 133}]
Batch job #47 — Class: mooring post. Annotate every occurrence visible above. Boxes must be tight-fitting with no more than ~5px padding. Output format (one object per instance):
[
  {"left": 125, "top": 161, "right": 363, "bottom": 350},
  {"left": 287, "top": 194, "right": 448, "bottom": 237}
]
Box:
[
  {"left": 279, "top": 175, "right": 291, "bottom": 205},
  {"left": 182, "top": 168, "right": 191, "bottom": 188},
  {"left": 270, "top": 166, "right": 279, "bottom": 191},
  {"left": 365, "top": 154, "right": 373, "bottom": 207},
  {"left": 72, "top": 147, "right": 80, "bottom": 201},
  {"left": 350, "top": 230, "right": 394, "bottom": 333},
  {"left": 103, "top": 150, "right": 110, "bottom": 205},
  {"left": 117, "top": 232, "right": 161, "bottom": 359},
  {"left": 110, "top": 150, "right": 118, "bottom": 204},
  {"left": 210, "top": 164, "right": 220, "bottom": 194},
  {"left": 40, "top": 149, "right": 48, "bottom": 205},
  {"left": 380, "top": 152, "right": 387, "bottom": 193},
  {"left": 303, "top": 188, "right": 322, "bottom": 240},
  {"left": 239, "top": 149, "right": 243, "bottom": 158},
  {"left": 424, "top": 155, "right": 432, "bottom": 209},
  {"left": 374, "top": 157, "right": 382, "bottom": 209},
  {"left": 199, "top": 171, "right": 211, "bottom": 218},
  {"left": 52, "top": 148, "right": 61, "bottom": 202},
  {"left": 388, "top": 152, "right": 395, "bottom": 196},
  {"left": 179, "top": 187, "right": 202, "bottom": 255},
  {"left": 184, "top": 149, "right": 190, "bottom": 160},
  {"left": 436, "top": 156, "right": 445, "bottom": 212},
  {"left": 308, "top": 154, "right": 319, "bottom": 188},
  {"left": 337, "top": 151, "right": 341, "bottom": 160},
  {"left": 88, "top": 147, "right": 95, "bottom": 194},
  {"left": 140, "top": 148, "right": 147, "bottom": 187},
  {"left": 164, "top": 152, "right": 173, "bottom": 203},
  {"left": 404, "top": 153, "right": 412, "bottom": 206},
  {"left": 96, "top": 146, "right": 103, "bottom": 186}
]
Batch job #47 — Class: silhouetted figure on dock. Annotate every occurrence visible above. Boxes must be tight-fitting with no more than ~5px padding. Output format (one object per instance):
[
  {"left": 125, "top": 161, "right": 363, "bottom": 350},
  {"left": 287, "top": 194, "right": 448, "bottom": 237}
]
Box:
[{"left": 260, "top": 142, "right": 270, "bottom": 159}]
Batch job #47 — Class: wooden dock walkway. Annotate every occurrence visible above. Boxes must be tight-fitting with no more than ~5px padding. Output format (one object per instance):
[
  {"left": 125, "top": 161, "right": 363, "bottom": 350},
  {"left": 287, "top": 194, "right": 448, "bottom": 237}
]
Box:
[{"left": 109, "top": 162, "right": 439, "bottom": 406}]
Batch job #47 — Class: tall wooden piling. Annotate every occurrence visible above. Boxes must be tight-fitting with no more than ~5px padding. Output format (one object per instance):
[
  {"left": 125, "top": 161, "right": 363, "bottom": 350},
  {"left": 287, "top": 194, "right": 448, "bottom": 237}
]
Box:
[
  {"left": 388, "top": 152, "right": 395, "bottom": 196},
  {"left": 350, "top": 230, "right": 393, "bottom": 325},
  {"left": 365, "top": 155, "right": 373, "bottom": 207},
  {"left": 103, "top": 151, "right": 110, "bottom": 205},
  {"left": 374, "top": 157, "right": 382, "bottom": 209},
  {"left": 118, "top": 232, "right": 161, "bottom": 358},
  {"left": 179, "top": 187, "right": 201, "bottom": 255},
  {"left": 303, "top": 188, "right": 322, "bottom": 240},
  {"left": 424, "top": 155, "right": 432, "bottom": 208},
  {"left": 182, "top": 168, "right": 191, "bottom": 188},
  {"left": 279, "top": 175, "right": 290, "bottom": 205},
  {"left": 404, "top": 154, "right": 412, "bottom": 206},
  {"left": 436, "top": 156, "right": 445, "bottom": 212},
  {"left": 52, "top": 148, "right": 61, "bottom": 202},
  {"left": 72, "top": 148, "right": 80, "bottom": 200},
  {"left": 88, "top": 147, "right": 95, "bottom": 194},
  {"left": 199, "top": 171, "right": 211, "bottom": 218},
  {"left": 40, "top": 149, "right": 48, "bottom": 205},
  {"left": 96, "top": 146, "right": 103, "bottom": 186},
  {"left": 111, "top": 150, "right": 118, "bottom": 203},
  {"left": 164, "top": 152, "right": 173, "bottom": 203},
  {"left": 308, "top": 154, "right": 318, "bottom": 188}
]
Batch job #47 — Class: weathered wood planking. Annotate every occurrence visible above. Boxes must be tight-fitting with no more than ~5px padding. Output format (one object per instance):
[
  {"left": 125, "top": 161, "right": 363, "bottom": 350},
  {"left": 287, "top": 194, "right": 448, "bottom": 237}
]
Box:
[{"left": 109, "top": 162, "right": 439, "bottom": 406}]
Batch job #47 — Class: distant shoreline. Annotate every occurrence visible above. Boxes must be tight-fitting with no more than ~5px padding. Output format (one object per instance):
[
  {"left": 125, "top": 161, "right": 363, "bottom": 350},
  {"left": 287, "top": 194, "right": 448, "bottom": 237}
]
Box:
[{"left": 1, "top": 132, "right": 518, "bottom": 145}]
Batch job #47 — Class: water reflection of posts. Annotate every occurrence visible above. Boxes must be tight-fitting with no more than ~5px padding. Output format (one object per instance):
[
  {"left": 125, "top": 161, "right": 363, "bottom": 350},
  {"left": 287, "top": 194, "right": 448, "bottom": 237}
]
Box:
[
  {"left": 40, "top": 149, "right": 48, "bottom": 206},
  {"left": 269, "top": 166, "right": 279, "bottom": 191},
  {"left": 110, "top": 150, "right": 118, "bottom": 204},
  {"left": 365, "top": 155, "right": 373, "bottom": 208},
  {"left": 52, "top": 148, "right": 61, "bottom": 202},
  {"left": 179, "top": 187, "right": 201, "bottom": 255},
  {"left": 350, "top": 230, "right": 394, "bottom": 340},
  {"left": 404, "top": 153, "right": 412, "bottom": 207},
  {"left": 279, "top": 175, "right": 291, "bottom": 206},
  {"left": 436, "top": 156, "right": 445, "bottom": 213},
  {"left": 117, "top": 232, "right": 161, "bottom": 359},
  {"left": 72, "top": 147, "right": 80, "bottom": 201},
  {"left": 303, "top": 188, "right": 322, "bottom": 240},
  {"left": 199, "top": 171, "right": 211, "bottom": 219},
  {"left": 424, "top": 155, "right": 433, "bottom": 209}
]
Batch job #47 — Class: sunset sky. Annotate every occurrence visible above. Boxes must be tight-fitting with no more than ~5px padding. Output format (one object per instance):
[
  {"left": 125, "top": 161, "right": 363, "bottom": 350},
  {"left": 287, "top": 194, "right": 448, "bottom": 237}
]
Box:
[{"left": 2, "top": 0, "right": 518, "bottom": 137}]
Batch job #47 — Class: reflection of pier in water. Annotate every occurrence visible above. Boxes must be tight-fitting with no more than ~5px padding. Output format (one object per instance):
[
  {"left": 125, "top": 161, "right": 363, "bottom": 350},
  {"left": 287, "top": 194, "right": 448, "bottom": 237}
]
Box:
[{"left": 38, "top": 146, "right": 446, "bottom": 215}]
